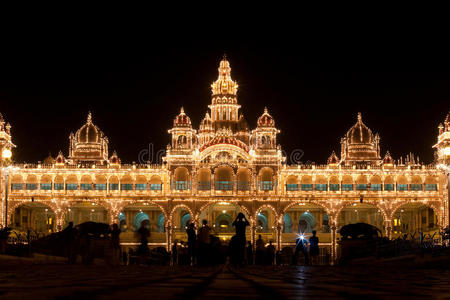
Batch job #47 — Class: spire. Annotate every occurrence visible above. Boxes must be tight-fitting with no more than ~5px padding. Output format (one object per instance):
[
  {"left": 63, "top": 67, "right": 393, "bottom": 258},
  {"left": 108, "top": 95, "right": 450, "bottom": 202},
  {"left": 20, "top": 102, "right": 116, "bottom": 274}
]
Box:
[
  {"left": 87, "top": 111, "right": 92, "bottom": 124},
  {"left": 211, "top": 56, "right": 238, "bottom": 96},
  {"left": 180, "top": 107, "right": 185, "bottom": 114}
]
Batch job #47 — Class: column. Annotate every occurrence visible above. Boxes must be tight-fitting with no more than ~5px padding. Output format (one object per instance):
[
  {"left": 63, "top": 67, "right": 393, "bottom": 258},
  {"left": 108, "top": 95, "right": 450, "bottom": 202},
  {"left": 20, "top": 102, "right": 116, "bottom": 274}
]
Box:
[
  {"left": 276, "top": 222, "right": 282, "bottom": 251},
  {"left": 166, "top": 224, "right": 172, "bottom": 252},
  {"left": 331, "top": 224, "right": 337, "bottom": 265},
  {"left": 384, "top": 219, "right": 392, "bottom": 240}
]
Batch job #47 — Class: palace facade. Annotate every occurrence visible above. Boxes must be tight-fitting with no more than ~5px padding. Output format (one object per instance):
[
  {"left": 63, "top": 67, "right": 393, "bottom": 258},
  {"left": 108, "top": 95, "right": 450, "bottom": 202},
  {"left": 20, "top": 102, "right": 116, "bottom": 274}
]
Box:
[{"left": 1, "top": 57, "right": 449, "bottom": 260}]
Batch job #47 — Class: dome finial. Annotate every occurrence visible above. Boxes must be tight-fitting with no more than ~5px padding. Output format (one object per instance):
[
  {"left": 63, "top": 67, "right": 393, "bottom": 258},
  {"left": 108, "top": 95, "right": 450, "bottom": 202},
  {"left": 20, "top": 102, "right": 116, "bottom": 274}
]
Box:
[
  {"left": 264, "top": 107, "right": 268, "bottom": 114},
  {"left": 357, "top": 112, "right": 362, "bottom": 122},
  {"left": 87, "top": 111, "right": 92, "bottom": 123},
  {"left": 222, "top": 53, "right": 227, "bottom": 60},
  {"left": 180, "top": 107, "right": 185, "bottom": 114}
]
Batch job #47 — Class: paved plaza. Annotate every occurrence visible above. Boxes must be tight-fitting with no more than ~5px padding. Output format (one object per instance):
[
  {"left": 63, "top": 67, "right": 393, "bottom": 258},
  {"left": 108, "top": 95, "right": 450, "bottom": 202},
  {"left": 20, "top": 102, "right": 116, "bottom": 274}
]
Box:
[{"left": 1, "top": 256, "right": 450, "bottom": 299}]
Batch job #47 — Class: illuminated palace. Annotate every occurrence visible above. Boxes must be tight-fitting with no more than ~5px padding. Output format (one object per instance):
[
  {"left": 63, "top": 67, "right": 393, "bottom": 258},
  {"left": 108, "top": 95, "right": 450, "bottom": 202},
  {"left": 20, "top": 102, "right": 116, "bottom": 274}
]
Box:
[{"left": 1, "top": 57, "right": 449, "bottom": 261}]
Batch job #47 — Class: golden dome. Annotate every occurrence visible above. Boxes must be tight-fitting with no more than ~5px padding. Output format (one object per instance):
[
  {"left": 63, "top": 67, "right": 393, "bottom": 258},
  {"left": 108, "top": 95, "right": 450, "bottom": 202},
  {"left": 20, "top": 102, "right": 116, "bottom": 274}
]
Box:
[
  {"left": 257, "top": 107, "right": 275, "bottom": 127},
  {"left": 346, "top": 113, "right": 373, "bottom": 144},
  {"left": 75, "top": 112, "right": 105, "bottom": 143},
  {"left": 173, "top": 107, "right": 192, "bottom": 128}
]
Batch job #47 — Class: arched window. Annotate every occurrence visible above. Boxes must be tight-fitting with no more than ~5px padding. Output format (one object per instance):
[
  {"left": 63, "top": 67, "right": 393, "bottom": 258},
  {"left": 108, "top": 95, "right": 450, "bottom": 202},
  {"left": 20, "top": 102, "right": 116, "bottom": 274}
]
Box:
[
  {"left": 260, "top": 168, "right": 274, "bottom": 191},
  {"left": 173, "top": 167, "right": 189, "bottom": 190},
  {"left": 237, "top": 169, "right": 251, "bottom": 191},
  {"left": 286, "top": 175, "right": 299, "bottom": 191}
]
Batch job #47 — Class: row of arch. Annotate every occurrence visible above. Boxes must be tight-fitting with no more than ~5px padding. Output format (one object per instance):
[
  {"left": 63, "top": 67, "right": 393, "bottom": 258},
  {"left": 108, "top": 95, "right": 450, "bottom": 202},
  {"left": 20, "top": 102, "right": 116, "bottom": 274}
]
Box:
[
  {"left": 286, "top": 174, "right": 438, "bottom": 185},
  {"left": 174, "top": 167, "right": 274, "bottom": 182},
  {"left": 10, "top": 174, "right": 164, "bottom": 185}
]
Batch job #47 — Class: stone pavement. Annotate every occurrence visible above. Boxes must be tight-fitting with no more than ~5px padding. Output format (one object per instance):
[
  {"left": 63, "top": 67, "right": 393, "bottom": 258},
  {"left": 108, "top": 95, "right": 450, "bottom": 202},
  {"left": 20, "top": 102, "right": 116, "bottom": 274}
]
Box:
[{"left": 1, "top": 257, "right": 450, "bottom": 299}]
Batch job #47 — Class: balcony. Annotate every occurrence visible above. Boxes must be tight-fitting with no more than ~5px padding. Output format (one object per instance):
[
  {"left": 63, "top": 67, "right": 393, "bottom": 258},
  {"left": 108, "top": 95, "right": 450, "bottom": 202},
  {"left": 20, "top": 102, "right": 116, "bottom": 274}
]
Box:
[{"left": 215, "top": 181, "right": 233, "bottom": 191}]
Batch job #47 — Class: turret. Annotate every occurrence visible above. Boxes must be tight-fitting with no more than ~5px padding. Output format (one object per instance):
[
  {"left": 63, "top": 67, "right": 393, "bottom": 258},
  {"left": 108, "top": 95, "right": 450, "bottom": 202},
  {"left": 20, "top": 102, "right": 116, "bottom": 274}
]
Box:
[{"left": 433, "top": 111, "right": 450, "bottom": 165}]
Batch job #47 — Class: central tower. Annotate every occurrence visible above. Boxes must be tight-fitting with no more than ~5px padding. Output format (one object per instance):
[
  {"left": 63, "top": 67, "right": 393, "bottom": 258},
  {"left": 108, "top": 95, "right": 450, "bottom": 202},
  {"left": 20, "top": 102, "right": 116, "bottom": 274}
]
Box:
[{"left": 209, "top": 55, "right": 241, "bottom": 129}]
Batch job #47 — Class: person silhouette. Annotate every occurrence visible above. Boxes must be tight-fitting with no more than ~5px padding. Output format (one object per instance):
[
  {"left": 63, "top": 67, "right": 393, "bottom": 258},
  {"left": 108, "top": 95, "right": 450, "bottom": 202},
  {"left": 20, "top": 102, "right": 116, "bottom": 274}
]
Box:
[
  {"left": 294, "top": 234, "right": 310, "bottom": 265},
  {"left": 267, "top": 240, "right": 275, "bottom": 265},
  {"left": 137, "top": 223, "right": 150, "bottom": 265},
  {"left": 309, "top": 230, "right": 319, "bottom": 265},
  {"left": 255, "top": 235, "right": 265, "bottom": 265},
  {"left": 110, "top": 223, "right": 121, "bottom": 266},
  {"left": 186, "top": 223, "right": 196, "bottom": 265},
  {"left": 232, "top": 213, "right": 249, "bottom": 265},
  {"left": 198, "top": 220, "right": 212, "bottom": 265}
]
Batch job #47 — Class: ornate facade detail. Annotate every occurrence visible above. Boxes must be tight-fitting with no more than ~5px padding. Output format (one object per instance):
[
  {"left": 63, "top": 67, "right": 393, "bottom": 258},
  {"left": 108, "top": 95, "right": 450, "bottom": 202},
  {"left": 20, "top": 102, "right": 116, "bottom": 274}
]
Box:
[{"left": 0, "top": 58, "right": 448, "bottom": 260}]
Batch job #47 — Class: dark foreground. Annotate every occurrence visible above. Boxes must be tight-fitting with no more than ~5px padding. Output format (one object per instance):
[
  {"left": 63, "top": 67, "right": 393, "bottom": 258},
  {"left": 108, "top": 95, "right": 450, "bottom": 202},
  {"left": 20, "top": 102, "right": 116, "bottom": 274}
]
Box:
[{"left": 1, "top": 256, "right": 450, "bottom": 299}]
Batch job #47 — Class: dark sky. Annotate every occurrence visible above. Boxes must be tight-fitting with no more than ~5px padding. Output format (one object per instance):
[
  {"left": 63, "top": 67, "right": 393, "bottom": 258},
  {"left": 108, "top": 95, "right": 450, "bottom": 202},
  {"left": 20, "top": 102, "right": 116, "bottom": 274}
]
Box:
[{"left": 0, "top": 35, "right": 449, "bottom": 165}]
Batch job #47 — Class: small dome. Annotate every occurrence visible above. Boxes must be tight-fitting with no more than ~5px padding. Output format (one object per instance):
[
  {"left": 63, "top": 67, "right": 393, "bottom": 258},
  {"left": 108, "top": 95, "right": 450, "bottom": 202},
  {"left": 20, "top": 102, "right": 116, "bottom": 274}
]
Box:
[
  {"left": 55, "top": 151, "right": 65, "bottom": 164},
  {"left": 347, "top": 113, "right": 373, "bottom": 144},
  {"left": 200, "top": 131, "right": 249, "bottom": 152},
  {"left": 257, "top": 107, "right": 275, "bottom": 127},
  {"left": 173, "top": 107, "right": 192, "bottom": 128},
  {"left": 43, "top": 153, "right": 55, "bottom": 164},
  {"left": 109, "top": 151, "right": 121, "bottom": 164},
  {"left": 327, "top": 151, "right": 339, "bottom": 164},
  {"left": 200, "top": 112, "right": 212, "bottom": 128},
  {"left": 383, "top": 151, "right": 394, "bottom": 164},
  {"left": 76, "top": 112, "right": 105, "bottom": 143}
]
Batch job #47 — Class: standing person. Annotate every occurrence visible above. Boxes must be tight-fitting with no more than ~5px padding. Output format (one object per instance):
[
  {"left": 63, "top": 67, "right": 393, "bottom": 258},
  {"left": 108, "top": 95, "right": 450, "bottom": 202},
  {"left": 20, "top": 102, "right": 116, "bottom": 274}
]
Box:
[
  {"left": 232, "top": 213, "right": 250, "bottom": 266},
  {"left": 246, "top": 241, "right": 253, "bottom": 265},
  {"left": 110, "top": 223, "right": 121, "bottom": 267},
  {"left": 136, "top": 224, "right": 150, "bottom": 265},
  {"left": 309, "top": 230, "right": 319, "bottom": 265},
  {"left": 266, "top": 241, "right": 276, "bottom": 265},
  {"left": 255, "top": 235, "right": 265, "bottom": 265},
  {"left": 197, "top": 220, "right": 211, "bottom": 265},
  {"left": 62, "top": 222, "right": 77, "bottom": 264},
  {"left": 172, "top": 240, "right": 179, "bottom": 265},
  {"left": 186, "top": 223, "right": 196, "bottom": 265},
  {"left": 293, "top": 235, "right": 310, "bottom": 265}
]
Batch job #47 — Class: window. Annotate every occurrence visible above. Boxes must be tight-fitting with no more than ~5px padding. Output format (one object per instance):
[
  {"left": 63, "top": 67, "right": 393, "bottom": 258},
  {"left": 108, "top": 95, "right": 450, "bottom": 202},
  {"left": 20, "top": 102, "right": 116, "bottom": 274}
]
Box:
[
  {"left": 237, "top": 182, "right": 250, "bottom": 191},
  {"left": 215, "top": 181, "right": 233, "bottom": 191},
  {"left": 136, "top": 184, "right": 147, "bottom": 190},
  {"left": 150, "top": 183, "right": 162, "bottom": 190},
  {"left": 286, "top": 184, "right": 298, "bottom": 191},
  {"left": 410, "top": 184, "right": 422, "bottom": 191},
  {"left": 81, "top": 184, "right": 92, "bottom": 190},
  {"left": 11, "top": 183, "right": 24, "bottom": 190},
  {"left": 198, "top": 181, "right": 210, "bottom": 191},
  {"left": 370, "top": 184, "right": 382, "bottom": 191},
  {"left": 342, "top": 184, "right": 353, "bottom": 191},
  {"left": 26, "top": 183, "right": 38, "bottom": 190},
  {"left": 315, "top": 184, "right": 327, "bottom": 191},
  {"left": 260, "top": 181, "right": 273, "bottom": 191},
  {"left": 121, "top": 184, "right": 133, "bottom": 191},
  {"left": 95, "top": 184, "right": 107, "bottom": 190},
  {"left": 397, "top": 184, "right": 408, "bottom": 191},
  {"left": 173, "top": 181, "right": 189, "bottom": 190},
  {"left": 40, "top": 183, "right": 52, "bottom": 190},
  {"left": 66, "top": 184, "right": 78, "bottom": 190},
  {"left": 54, "top": 183, "right": 64, "bottom": 190},
  {"left": 109, "top": 183, "right": 119, "bottom": 191},
  {"left": 356, "top": 184, "right": 367, "bottom": 191},
  {"left": 329, "top": 184, "right": 339, "bottom": 191},
  {"left": 425, "top": 184, "right": 437, "bottom": 191},
  {"left": 384, "top": 184, "right": 394, "bottom": 191},
  {"left": 301, "top": 184, "right": 313, "bottom": 191}
]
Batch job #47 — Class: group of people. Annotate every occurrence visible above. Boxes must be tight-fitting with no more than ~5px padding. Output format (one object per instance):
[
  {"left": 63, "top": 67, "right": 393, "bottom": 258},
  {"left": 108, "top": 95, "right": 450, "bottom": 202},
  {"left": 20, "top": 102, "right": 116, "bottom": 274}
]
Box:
[{"left": 61, "top": 215, "right": 321, "bottom": 266}]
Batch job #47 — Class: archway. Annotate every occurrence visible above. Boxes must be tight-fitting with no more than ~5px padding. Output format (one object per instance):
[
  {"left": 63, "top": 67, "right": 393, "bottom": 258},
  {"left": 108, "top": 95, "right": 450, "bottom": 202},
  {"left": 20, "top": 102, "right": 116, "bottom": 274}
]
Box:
[
  {"left": 11, "top": 202, "right": 56, "bottom": 234},
  {"left": 282, "top": 203, "right": 330, "bottom": 244},
  {"left": 133, "top": 212, "right": 150, "bottom": 229},
  {"left": 255, "top": 206, "right": 278, "bottom": 244},
  {"left": 338, "top": 203, "right": 385, "bottom": 236},
  {"left": 65, "top": 202, "right": 109, "bottom": 226},
  {"left": 283, "top": 213, "right": 293, "bottom": 233},
  {"left": 196, "top": 201, "right": 251, "bottom": 243},
  {"left": 120, "top": 202, "right": 166, "bottom": 244},
  {"left": 392, "top": 203, "right": 439, "bottom": 238}
]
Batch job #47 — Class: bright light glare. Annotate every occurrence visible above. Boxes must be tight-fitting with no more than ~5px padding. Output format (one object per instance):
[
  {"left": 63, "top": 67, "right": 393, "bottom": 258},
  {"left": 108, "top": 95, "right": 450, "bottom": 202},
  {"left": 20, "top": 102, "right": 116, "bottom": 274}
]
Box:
[{"left": 2, "top": 148, "right": 12, "bottom": 159}]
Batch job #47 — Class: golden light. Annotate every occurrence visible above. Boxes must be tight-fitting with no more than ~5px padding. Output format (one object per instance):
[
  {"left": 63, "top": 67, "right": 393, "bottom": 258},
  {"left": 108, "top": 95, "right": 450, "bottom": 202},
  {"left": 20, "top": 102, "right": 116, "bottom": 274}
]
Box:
[
  {"left": 444, "top": 146, "right": 450, "bottom": 157},
  {"left": 2, "top": 148, "right": 12, "bottom": 159}
]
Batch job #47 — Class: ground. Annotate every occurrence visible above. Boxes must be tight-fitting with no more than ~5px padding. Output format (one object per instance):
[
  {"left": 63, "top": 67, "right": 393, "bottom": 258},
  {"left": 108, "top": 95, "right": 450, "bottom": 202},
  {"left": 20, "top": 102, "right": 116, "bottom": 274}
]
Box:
[{"left": 1, "top": 256, "right": 450, "bottom": 299}]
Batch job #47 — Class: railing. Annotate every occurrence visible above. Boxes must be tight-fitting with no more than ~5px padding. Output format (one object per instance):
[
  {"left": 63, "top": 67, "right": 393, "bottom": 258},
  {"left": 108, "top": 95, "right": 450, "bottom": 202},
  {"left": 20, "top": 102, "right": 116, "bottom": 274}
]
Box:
[{"left": 215, "top": 181, "right": 233, "bottom": 191}]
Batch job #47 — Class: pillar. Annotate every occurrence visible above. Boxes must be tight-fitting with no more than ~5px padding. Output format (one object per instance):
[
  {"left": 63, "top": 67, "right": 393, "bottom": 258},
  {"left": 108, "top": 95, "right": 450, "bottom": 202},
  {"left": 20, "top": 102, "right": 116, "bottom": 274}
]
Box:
[
  {"left": 276, "top": 222, "right": 282, "bottom": 251},
  {"left": 331, "top": 225, "right": 337, "bottom": 265},
  {"left": 166, "top": 224, "right": 172, "bottom": 252},
  {"left": 384, "top": 219, "right": 392, "bottom": 240}
]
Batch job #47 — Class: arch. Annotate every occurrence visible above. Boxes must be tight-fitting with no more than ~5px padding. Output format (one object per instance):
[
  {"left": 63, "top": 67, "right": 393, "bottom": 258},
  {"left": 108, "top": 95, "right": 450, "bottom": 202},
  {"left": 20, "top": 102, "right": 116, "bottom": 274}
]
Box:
[
  {"left": 370, "top": 175, "right": 382, "bottom": 184},
  {"left": 283, "top": 213, "right": 292, "bottom": 233},
  {"left": 299, "top": 212, "right": 316, "bottom": 233},
  {"left": 337, "top": 203, "right": 386, "bottom": 234},
  {"left": 396, "top": 175, "right": 408, "bottom": 184},
  {"left": 215, "top": 165, "right": 233, "bottom": 181},
  {"left": 329, "top": 176, "right": 340, "bottom": 185},
  {"left": 384, "top": 175, "right": 394, "bottom": 184},
  {"left": 301, "top": 175, "right": 313, "bottom": 184},
  {"left": 65, "top": 202, "right": 109, "bottom": 226},
  {"left": 391, "top": 202, "right": 440, "bottom": 237},
  {"left": 198, "top": 168, "right": 211, "bottom": 182},
  {"left": 169, "top": 204, "right": 194, "bottom": 225},
  {"left": 66, "top": 175, "right": 78, "bottom": 184},
  {"left": 109, "top": 175, "right": 119, "bottom": 184},
  {"left": 237, "top": 168, "right": 251, "bottom": 191},
  {"left": 174, "top": 167, "right": 189, "bottom": 181},
  {"left": 180, "top": 213, "right": 191, "bottom": 229},
  {"left": 356, "top": 175, "right": 368, "bottom": 184},
  {"left": 150, "top": 175, "right": 162, "bottom": 184},
  {"left": 11, "top": 174, "right": 23, "bottom": 183},
  {"left": 26, "top": 174, "right": 38, "bottom": 184},
  {"left": 11, "top": 201, "right": 57, "bottom": 233},
  {"left": 215, "top": 213, "right": 233, "bottom": 232},
  {"left": 342, "top": 175, "right": 353, "bottom": 184},
  {"left": 135, "top": 175, "right": 147, "bottom": 184},
  {"left": 95, "top": 175, "right": 107, "bottom": 184},
  {"left": 54, "top": 175, "right": 64, "bottom": 184},
  {"left": 40, "top": 175, "right": 52, "bottom": 184},
  {"left": 411, "top": 175, "right": 422, "bottom": 184},
  {"left": 424, "top": 175, "right": 438, "bottom": 184},
  {"left": 120, "top": 174, "right": 133, "bottom": 184},
  {"left": 259, "top": 167, "right": 273, "bottom": 181},
  {"left": 133, "top": 212, "right": 150, "bottom": 229},
  {"left": 315, "top": 175, "right": 327, "bottom": 184},
  {"left": 80, "top": 175, "right": 92, "bottom": 184},
  {"left": 156, "top": 213, "right": 165, "bottom": 232},
  {"left": 286, "top": 175, "right": 299, "bottom": 184},
  {"left": 195, "top": 200, "right": 252, "bottom": 223},
  {"left": 255, "top": 204, "right": 279, "bottom": 221},
  {"left": 257, "top": 213, "right": 268, "bottom": 232}
]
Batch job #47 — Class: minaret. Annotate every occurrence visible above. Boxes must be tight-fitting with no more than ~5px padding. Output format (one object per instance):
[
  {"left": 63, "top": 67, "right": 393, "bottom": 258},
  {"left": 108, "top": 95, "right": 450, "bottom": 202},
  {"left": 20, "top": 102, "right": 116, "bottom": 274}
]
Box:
[
  {"left": 434, "top": 111, "right": 450, "bottom": 165},
  {"left": 209, "top": 55, "right": 241, "bottom": 125},
  {"left": 0, "top": 113, "right": 15, "bottom": 163}
]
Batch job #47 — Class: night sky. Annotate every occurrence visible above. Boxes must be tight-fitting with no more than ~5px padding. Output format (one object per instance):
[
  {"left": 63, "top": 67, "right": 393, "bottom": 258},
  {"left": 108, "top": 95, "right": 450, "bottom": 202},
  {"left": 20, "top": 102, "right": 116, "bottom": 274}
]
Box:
[{"left": 0, "top": 36, "right": 449, "bottom": 165}]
